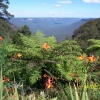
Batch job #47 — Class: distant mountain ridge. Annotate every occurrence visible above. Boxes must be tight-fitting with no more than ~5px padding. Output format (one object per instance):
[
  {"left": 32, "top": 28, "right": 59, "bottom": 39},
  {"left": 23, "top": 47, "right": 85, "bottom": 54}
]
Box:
[{"left": 9, "top": 18, "right": 93, "bottom": 42}]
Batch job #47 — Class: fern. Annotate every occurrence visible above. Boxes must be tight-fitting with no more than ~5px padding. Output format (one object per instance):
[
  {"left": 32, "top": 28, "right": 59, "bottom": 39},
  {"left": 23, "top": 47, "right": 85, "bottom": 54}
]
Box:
[
  {"left": 29, "top": 67, "right": 41, "bottom": 84},
  {"left": 0, "top": 40, "right": 8, "bottom": 68},
  {"left": 86, "top": 39, "right": 100, "bottom": 54}
]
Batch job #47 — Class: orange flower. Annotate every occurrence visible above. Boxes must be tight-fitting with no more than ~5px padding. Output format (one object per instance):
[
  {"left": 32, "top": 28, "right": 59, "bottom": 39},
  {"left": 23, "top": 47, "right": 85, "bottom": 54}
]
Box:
[
  {"left": 42, "top": 42, "right": 50, "bottom": 50},
  {"left": 0, "top": 36, "right": 3, "bottom": 46},
  {"left": 0, "top": 36, "right": 3, "bottom": 41},
  {"left": 43, "top": 74, "right": 47, "bottom": 78},
  {"left": 46, "top": 84, "right": 52, "bottom": 89},
  {"left": 2, "top": 76, "right": 10, "bottom": 83},
  {"left": 87, "top": 55, "right": 96, "bottom": 62},
  {"left": 16, "top": 53, "right": 22, "bottom": 58},
  {"left": 46, "top": 77, "right": 53, "bottom": 89},
  {"left": 78, "top": 55, "right": 84, "bottom": 60},
  {"left": 70, "top": 74, "right": 75, "bottom": 78}
]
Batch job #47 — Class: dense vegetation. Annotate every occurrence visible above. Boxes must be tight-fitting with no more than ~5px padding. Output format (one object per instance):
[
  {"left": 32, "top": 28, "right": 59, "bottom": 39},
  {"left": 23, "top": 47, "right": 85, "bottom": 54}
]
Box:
[
  {"left": 0, "top": 18, "right": 16, "bottom": 40},
  {"left": 0, "top": 16, "right": 100, "bottom": 100},
  {"left": 72, "top": 18, "right": 100, "bottom": 51},
  {"left": 0, "top": 0, "right": 100, "bottom": 99}
]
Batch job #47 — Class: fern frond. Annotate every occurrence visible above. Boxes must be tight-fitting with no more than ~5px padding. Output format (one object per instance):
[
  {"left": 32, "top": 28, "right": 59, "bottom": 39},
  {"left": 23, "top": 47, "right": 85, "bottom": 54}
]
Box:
[{"left": 29, "top": 67, "right": 41, "bottom": 84}]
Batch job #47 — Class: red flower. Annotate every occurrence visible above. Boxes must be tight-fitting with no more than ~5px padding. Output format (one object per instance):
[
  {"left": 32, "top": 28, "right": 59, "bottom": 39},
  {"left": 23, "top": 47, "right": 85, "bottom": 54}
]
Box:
[
  {"left": 0, "top": 36, "right": 3, "bottom": 46},
  {"left": 70, "top": 74, "right": 75, "bottom": 78},
  {"left": 11, "top": 55, "right": 15, "bottom": 58},
  {"left": 46, "top": 77, "right": 53, "bottom": 89},
  {"left": 0, "top": 36, "right": 3, "bottom": 41},
  {"left": 87, "top": 55, "right": 96, "bottom": 62},
  {"left": 43, "top": 74, "right": 47, "bottom": 78}
]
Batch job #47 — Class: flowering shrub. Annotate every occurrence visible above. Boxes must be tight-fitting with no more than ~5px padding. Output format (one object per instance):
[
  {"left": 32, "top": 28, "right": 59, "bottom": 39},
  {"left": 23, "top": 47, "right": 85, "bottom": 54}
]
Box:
[{"left": 0, "top": 34, "right": 100, "bottom": 99}]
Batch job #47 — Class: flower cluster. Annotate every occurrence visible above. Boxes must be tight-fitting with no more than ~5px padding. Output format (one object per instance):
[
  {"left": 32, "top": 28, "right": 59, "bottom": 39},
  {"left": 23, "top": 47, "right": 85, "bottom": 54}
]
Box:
[
  {"left": 2, "top": 76, "right": 10, "bottom": 83},
  {"left": 46, "top": 77, "right": 53, "bottom": 89},
  {"left": 43, "top": 74, "right": 53, "bottom": 89},
  {"left": 87, "top": 55, "right": 96, "bottom": 62},
  {"left": 11, "top": 53, "right": 22, "bottom": 59},
  {"left": 78, "top": 55, "right": 97, "bottom": 62}
]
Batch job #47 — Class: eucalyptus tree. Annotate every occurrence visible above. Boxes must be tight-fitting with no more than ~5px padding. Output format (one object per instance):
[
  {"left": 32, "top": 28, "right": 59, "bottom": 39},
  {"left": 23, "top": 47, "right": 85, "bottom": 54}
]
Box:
[{"left": 0, "top": 0, "right": 13, "bottom": 19}]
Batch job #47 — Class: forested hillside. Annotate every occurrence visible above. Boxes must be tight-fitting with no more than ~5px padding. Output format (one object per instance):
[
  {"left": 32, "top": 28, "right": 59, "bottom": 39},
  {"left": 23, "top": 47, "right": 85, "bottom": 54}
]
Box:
[
  {"left": 72, "top": 18, "right": 100, "bottom": 51},
  {"left": 0, "top": 18, "right": 16, "bottom": 40}
]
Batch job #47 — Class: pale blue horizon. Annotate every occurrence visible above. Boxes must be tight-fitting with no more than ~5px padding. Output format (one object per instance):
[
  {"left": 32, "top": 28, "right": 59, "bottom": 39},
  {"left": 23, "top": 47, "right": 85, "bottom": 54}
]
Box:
[{"left": 8, "top": 0, "right": 100, "bottom": 18}]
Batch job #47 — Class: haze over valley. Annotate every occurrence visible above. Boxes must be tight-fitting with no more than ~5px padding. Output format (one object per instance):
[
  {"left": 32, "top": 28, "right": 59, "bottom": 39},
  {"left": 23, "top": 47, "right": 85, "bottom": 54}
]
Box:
[{"left": 9, "top": 18, "right": 92, "bottom": 41}]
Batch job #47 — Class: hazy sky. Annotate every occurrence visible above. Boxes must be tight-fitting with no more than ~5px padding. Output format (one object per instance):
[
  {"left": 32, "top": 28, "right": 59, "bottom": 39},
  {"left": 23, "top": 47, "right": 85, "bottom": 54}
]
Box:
[{"left": 8, "top": 0, "right": 100, "bottom": 18}]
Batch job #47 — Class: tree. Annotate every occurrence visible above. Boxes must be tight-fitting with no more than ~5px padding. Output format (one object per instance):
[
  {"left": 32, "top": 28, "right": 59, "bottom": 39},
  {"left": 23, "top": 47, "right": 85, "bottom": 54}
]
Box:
[
  {"left": 17, "top": 25, "right": 32, "bottom": 36},
  {"left": 0, "top": 0, "right": 14, "bottom": 19}
]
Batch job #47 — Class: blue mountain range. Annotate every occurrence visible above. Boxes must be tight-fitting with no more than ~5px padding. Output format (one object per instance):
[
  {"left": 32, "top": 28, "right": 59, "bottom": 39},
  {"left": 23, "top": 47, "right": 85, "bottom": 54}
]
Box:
[{"left": 9, "top": 18, "right": 93, "bottom": 41}]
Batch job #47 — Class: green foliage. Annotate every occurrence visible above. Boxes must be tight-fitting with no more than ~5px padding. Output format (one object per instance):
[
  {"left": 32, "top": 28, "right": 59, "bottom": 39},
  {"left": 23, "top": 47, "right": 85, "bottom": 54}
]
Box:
[
  {"left": 86, "top": 39, "right": 100, "bottom": 54},
  {"left": 12, "top": 33, "right": 23, "bottom": 45},
  {"left": 0, "top": 18, "right": 16, "bottom": 40},
  {"left": 86, "top": 39, "right": 100, "bottom": 84},
  {"left": 5, "top": 30, "right": 83, "bottom": 89},
  {"left": 0, "top": 40, "right": 9, "bottom": 100},
  {"left": 0, "top": 68, "right": 3, "bottom": 100},
  {"left": 29, "top": 67, "right": 41, "bottom": 84},
  {"left": 50, "top": 40, "right": 82, "bottom": 81},
  {"left": 0, "top": 40, "right": 8, "bottom": 68},
  {"left": 5, "top": 31, "right": 57, "bottom": 86},
  {"left": 73, "top": 18, "right": 100, "bottom": 51},
  {"left": 1, "top": 29, "right": 99, "bottom": 100},
  {"left": 17, "top": 25, "right": 32, "bottom": 36}
]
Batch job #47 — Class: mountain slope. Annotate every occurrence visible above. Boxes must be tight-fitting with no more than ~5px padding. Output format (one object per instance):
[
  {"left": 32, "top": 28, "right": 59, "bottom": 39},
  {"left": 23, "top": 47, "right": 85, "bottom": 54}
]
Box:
[
  {"left": 0, "top": 18, "right": 16, "bottom": 39},
  {"left": 72, "top": 18, "right": 100, "bottom": 50},
  {"left": 46, "top": 18, "right": 92, "bottom": 42}
]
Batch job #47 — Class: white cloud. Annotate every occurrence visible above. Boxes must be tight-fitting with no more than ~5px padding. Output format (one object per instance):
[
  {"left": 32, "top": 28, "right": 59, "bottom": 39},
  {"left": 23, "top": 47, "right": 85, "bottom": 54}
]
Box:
[
  {"left": 95, "top": 10, "right": 100, "bottom": 13},
  {"left": 32, "top": 11, "right": 36, "bottom": 13},
  {"left": 83, "top": 0, "right": 100, "bottom": 3},
  {"left": 54, "top": 4, "right": 61, "bottom": 7},
  {"left": 8, "top": 10, "right": 37, "bottom": 17},
  {"left": 23, "top": 10, "right": 28, "bottom": 13},
  {"left": 49, "top": 12, "right": 54, "bottom": 14},
  {"left": 57, "top": 0, "right": 72, "bottom": 4}
]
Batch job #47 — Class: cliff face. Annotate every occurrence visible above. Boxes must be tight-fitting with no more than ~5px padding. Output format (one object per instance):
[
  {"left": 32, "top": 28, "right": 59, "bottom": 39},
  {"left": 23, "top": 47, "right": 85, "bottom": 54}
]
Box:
[{"left": 72, "top": 18, "right": 100, "bottom": 50}]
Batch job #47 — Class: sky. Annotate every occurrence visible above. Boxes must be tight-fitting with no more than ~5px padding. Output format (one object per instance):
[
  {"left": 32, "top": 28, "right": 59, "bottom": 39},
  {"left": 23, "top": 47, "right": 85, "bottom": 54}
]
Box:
[{"left": 8, "top": 0, "right": 100, "bottom": 18}]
